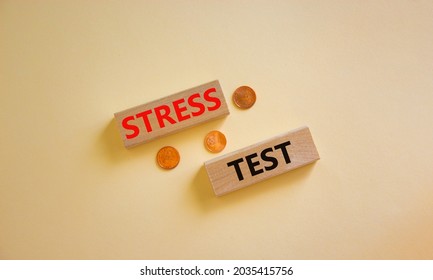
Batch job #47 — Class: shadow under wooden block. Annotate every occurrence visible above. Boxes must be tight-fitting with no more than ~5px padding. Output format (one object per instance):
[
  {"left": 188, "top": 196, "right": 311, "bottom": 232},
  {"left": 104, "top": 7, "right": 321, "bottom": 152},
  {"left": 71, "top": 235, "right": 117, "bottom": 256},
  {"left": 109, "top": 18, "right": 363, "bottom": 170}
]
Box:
[
  {"left": 98, "top": 116, "right": 228, "bottom": 165},
  {"left": 191, "top": 161, "right": 318, "bottom": 213}
]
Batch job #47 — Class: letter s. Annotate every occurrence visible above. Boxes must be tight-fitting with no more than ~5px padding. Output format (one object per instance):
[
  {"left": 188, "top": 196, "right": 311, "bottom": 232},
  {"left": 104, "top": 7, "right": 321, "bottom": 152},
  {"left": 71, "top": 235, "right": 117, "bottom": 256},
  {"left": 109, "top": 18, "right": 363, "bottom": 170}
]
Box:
[
  {"left": 122, "top": 116, "right": 139, "bottom": 139},
  {"left": 261, "top": 147, "right": 278, "bottom": 171},
  {"left": 204, "top": 87, "right": 221, "bottom": 111},
  {"left": 188, "top": 93, "right": 206, "bottom": 117}
]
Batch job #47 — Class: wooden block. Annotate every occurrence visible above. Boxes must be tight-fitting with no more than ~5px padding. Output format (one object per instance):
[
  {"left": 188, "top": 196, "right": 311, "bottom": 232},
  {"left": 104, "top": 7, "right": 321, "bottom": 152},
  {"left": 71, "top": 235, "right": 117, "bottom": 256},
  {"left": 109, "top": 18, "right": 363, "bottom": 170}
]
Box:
[
  {"left": 114, "top": 80, "right": 229, "bottom": 148},
  {"left": 204, "top": 126, "right": 320, "bottom": 196}
]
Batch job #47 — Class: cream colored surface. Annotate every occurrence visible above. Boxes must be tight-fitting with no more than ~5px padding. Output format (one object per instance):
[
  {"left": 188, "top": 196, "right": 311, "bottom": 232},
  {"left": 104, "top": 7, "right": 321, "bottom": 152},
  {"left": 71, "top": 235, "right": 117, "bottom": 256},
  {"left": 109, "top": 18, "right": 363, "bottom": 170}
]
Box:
[{"left": 1, "top": 1, "right": 432, "bottom": 259}]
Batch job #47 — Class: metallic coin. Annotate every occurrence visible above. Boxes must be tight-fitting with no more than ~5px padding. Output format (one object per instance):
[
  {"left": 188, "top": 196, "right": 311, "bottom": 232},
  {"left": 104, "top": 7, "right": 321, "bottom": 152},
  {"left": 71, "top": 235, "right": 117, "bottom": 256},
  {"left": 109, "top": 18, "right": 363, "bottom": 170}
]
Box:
[
  {"left": 204, "top": 130, "right": 227, "bottom": 153},
  {"left": 232, "top": 86, "right": 256, "bottom": 109},
  {"left": 156, "top": 146, "right": 180, "bottom": 169}
]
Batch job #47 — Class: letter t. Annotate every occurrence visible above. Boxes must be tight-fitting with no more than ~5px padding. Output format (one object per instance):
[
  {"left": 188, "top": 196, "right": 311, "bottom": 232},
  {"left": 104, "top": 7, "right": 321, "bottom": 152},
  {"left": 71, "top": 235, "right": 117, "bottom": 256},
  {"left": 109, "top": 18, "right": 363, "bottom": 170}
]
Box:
[{"left": 227, "top": 158, "right": 245, "bottom": 181}]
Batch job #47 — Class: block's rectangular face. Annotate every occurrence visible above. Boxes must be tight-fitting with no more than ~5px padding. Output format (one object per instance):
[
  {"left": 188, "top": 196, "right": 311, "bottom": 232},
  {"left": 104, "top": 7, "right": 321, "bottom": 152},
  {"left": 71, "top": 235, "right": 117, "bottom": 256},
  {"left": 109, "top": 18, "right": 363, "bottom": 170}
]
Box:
[
  {"left": 114, "top": 80, "right": 229, "bottom": 148},
  {"left": 204, "top": 126, "right": 320, "bottom": 196}
]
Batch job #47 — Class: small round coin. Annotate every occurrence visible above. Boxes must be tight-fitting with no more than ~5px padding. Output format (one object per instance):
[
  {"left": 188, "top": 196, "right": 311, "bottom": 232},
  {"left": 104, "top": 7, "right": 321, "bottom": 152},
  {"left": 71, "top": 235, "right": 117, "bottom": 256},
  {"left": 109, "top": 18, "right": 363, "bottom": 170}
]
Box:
[
  {"left": 204, "top": 130, "right": 227, "bottom": 153},
  {"left": 156, "top": 146, "right": 180, "bottom": 170},
  {"left": 232, "top": 86, "right": 256, "bottom": 109}
]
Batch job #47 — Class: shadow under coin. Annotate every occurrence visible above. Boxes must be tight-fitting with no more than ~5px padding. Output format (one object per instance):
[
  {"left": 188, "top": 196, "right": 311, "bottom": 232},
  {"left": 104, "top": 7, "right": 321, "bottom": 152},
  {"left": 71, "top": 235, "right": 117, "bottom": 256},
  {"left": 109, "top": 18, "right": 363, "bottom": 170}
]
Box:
[{"left": 191, "top": 162, "right": 318, "bottom": 213}]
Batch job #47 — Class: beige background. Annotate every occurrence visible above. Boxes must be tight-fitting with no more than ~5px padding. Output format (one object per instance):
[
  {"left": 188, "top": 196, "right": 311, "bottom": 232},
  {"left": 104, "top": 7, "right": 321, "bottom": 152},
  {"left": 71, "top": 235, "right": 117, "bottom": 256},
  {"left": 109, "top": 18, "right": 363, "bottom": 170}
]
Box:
[{"left": 1, "top": 0, "right": 432, "bottom": 259}]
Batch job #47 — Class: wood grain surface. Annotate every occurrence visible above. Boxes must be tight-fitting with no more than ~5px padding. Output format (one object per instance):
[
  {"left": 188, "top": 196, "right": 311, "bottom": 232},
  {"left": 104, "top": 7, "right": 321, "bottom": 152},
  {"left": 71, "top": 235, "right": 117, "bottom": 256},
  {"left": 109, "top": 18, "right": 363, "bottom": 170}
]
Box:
[
  {"left": 205, "top": 126, "right": 320, "bottom": 196},
  {"left": 114, "top": 80, "right": 229, "bottom": 148}
]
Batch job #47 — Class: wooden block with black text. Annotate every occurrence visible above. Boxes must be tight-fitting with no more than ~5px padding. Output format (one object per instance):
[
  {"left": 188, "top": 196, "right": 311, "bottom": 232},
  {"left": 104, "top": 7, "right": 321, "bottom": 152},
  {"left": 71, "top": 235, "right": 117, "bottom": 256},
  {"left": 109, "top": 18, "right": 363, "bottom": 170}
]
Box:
[
  {"left": 114, "top": 80, "right": 230, "bottom": 148},
  {"left": 204, "top": 126, "right": 320, "bottom": 196}
]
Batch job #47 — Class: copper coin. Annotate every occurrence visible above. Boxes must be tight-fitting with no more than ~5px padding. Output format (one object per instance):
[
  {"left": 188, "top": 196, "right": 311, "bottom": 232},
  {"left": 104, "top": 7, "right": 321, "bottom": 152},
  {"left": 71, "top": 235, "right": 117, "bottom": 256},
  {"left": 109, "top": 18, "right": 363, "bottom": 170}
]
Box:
[
  {"left": 204, "top": 130, "right": 227, "bottom": 153},
  {"left": 156, "top": 146, "right": 180, "bottom": 169},
  {"left": 233, "top": 86, "right": 256, "bottom": 109}
]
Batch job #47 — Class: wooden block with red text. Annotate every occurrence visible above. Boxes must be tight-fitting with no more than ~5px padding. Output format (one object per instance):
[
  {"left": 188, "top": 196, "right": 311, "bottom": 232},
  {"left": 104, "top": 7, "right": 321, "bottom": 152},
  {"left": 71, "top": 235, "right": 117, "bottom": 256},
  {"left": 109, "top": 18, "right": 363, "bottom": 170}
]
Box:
[
  {"left": 204, "top": 126, "right": 320, "bottom": 196},
  {"left": 114, "top": 80, "right": 229, "bottom": 148}
]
